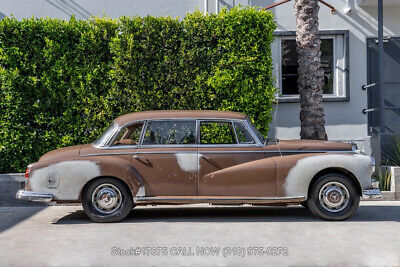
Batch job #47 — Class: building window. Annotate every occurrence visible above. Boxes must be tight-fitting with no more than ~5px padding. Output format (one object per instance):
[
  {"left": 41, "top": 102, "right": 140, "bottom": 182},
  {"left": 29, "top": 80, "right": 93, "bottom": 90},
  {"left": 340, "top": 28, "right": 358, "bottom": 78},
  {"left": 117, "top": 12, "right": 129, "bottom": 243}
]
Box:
[
  {"left": 281, "top": 39, "right": 334, "bottom": 95},
  {"left": 272, "top": 31, "right": 348, "bottom": 101}
]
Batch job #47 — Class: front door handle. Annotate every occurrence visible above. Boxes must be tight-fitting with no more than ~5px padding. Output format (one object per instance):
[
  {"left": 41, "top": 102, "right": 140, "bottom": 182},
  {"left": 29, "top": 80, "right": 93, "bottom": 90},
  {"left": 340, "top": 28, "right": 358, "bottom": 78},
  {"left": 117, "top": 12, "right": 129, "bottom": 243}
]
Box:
[{"left": 133, "top": 155, "right": 153, "bottom": 167}]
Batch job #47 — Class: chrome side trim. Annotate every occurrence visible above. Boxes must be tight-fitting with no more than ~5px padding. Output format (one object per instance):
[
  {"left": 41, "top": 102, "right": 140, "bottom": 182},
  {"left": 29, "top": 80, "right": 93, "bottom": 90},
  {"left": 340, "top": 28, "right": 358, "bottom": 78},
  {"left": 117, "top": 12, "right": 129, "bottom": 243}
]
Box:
[
  {"left": 81, "top": 150, "right": 354, "bottom": 157},
  {"left": 81, "top": 151, "right": 198, "bottom": 157},
  {"left": 199, "top": 150, "right": 265, "bottom": 154},
  {"left": 267, "top": 150, "right": 354, "bottom": 154},
  {"left": 81, "top": 152, "right": 135, "bottom": 157},
  {"left": 134, "top": 196, "right": 306, "bottom": 204},
  {"left": 16, "top": 190, "right": 53, "bottom": 202}
]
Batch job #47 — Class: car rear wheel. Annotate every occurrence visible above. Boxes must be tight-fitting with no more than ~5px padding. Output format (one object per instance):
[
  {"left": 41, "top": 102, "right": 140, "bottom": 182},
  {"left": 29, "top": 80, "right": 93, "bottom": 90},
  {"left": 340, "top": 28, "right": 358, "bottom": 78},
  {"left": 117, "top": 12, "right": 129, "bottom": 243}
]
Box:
[
  {"left": 82, "top": 178, "right": 133, "bottom": 223},
  {"left": 307, "top": 173, "right": 360, "bottom": 221}
]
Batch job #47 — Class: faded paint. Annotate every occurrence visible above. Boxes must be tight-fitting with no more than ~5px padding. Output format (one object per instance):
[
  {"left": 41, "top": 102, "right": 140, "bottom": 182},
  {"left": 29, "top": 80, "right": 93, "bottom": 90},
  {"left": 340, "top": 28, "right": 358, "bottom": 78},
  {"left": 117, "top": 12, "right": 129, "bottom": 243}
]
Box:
[
  {"left": 29, "top": 161, "right": 100, "bottom": 200},
  {"left": 175, "top": 153, "right": 198, "bottom": 172},
  {"left": 136, "top": 186, "right": 145, "bottom": 197},
  {"left": 283, "top": 154, "right": 373, "bottom": 197}
]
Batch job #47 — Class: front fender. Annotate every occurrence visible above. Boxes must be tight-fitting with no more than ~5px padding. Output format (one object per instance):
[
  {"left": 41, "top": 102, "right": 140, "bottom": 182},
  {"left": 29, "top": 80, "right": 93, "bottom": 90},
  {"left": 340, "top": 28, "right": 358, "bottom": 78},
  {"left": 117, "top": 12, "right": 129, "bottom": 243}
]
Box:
[{"left": 273, "top": 153, "right": 374, "bottom": 197}]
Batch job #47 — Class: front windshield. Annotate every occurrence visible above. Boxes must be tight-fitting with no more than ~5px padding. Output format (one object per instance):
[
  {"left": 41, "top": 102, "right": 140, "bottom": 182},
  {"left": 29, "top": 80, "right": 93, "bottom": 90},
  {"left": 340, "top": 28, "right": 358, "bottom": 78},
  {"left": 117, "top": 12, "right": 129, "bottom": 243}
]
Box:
[
  {"left": 247, "top": 119, "right": 266, "bottom": 144},
  {"left": 93, "top": 122, "right": 118, "bottom": 146}
]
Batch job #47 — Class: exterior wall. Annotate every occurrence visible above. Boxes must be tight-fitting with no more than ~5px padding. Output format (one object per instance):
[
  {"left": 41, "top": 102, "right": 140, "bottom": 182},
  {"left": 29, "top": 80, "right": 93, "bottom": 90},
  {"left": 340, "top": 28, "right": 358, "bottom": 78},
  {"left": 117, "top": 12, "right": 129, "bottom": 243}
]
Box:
[
  {"left": 1, "top": 0, "right": 400, "bottom": 150},
  {"left": 265, "top": 0, "right": 400, "bottom": 149},
  {"left": 0, "top": 0, "right": 201, "bottom": 20}
]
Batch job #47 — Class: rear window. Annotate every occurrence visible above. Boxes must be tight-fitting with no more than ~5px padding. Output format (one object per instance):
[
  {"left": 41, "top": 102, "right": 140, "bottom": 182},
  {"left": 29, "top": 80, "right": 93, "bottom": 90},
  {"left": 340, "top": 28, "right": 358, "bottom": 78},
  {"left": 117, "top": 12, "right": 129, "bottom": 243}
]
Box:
[{"left": 142, "top": 120, "right": 196, "bottom": 145}]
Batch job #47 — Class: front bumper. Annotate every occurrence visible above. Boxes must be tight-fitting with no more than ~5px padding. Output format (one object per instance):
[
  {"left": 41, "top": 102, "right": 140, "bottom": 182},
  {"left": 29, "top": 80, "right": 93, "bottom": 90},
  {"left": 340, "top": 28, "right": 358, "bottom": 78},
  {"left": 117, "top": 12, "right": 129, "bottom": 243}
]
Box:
[
  {"left": 362, "top": 188, "right": 382, "bottom": 199},
  {"left": 16, "top": 190, "right": 53, "bottom": 202}
]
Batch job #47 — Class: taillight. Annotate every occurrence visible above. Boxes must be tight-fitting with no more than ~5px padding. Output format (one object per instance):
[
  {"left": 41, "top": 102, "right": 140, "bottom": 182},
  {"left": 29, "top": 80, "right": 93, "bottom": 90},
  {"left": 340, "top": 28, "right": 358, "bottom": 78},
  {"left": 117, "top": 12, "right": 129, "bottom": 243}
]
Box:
[{"left": 25, "top": 168, "right": 30, "bottom": 179}]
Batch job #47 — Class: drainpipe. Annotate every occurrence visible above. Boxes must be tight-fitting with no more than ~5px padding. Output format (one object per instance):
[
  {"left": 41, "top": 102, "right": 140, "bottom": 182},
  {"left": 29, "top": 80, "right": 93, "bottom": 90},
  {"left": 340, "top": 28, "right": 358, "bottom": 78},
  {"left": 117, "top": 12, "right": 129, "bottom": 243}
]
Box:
[
  {"left": 204, "top": 0, "right": 208, "bottom": 14},
  {"left": 215, "top": 0, "right": 218, "bottom": 14},
  {"left": 378, "top": 0, "right": 385, "bottom": 134}
]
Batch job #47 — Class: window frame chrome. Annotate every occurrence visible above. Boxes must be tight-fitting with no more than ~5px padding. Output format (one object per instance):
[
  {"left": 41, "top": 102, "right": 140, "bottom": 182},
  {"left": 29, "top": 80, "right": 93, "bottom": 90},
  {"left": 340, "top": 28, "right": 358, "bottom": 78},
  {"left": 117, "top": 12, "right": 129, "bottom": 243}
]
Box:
[
  {"left": 232, "top": 120, "right": 256, "bottom": 145},
  {"left": 94, "top": 117, "right": 264, "bottom": 149},
  {"left": 140, "top": 118, "right": 198, "bottom": 147},
  {"left": 197, "top": 118, "right": 262, "bottom": 147}
]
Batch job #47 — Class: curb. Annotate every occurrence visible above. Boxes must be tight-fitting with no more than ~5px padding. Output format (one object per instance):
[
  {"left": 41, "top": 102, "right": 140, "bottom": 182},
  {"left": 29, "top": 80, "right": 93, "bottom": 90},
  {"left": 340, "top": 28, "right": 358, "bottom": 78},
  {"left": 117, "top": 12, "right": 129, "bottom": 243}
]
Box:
[{"left": 362, "top": 191, "right": 397, "bottom": 201}]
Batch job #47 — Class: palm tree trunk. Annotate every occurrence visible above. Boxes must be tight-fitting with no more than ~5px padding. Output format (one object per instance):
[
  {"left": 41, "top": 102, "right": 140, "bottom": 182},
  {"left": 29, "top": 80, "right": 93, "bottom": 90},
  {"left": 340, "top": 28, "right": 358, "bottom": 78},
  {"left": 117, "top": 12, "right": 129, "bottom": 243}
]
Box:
[{"left": 294, "top": 0, "right": 328, "bottom": 140}]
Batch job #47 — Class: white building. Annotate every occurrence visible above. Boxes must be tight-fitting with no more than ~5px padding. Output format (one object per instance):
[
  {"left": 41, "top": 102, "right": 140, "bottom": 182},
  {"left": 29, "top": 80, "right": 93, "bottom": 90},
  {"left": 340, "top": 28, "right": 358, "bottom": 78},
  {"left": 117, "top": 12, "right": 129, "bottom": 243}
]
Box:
[{"left": 1, "top": 0, "right": 399, "bottom": 152}]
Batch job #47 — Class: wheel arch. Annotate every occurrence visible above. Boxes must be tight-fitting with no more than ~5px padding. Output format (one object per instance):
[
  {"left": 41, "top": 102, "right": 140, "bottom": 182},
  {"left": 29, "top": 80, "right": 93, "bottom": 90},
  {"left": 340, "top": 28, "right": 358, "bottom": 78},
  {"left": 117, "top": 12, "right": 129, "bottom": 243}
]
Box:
[
  {"left": 79, "top": 175, "right": 134, "bottom": 201},
  {"left": 307, "top": 167, "right": 363, "bottom": 198}
]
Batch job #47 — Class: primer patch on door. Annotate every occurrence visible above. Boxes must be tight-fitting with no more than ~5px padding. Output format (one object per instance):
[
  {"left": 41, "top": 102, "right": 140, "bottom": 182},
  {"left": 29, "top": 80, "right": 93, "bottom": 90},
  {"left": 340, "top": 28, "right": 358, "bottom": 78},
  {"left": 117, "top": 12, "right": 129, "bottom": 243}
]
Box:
[
  {"left": 29, "top": 160, "right": 101, "bottom": 200},
  {"left": 175, "top": 153, "right": 198, "bottom": 172}
]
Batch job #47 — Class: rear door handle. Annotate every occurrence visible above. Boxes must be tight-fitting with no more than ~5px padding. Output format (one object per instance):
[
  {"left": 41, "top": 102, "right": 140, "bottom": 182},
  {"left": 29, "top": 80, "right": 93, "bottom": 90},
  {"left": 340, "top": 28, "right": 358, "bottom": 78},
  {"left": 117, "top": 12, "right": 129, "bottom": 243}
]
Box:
[{"left": 199, "top": 154, "right": 220, "bottom": 169}]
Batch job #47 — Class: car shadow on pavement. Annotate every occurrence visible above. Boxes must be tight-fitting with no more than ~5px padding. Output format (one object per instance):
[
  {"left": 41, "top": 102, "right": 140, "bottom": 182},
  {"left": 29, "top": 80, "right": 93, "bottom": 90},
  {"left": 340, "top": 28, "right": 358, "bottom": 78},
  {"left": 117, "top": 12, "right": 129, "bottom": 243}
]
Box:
[{"left": 53, "top": 205, "right": 400, "bottom": 224}]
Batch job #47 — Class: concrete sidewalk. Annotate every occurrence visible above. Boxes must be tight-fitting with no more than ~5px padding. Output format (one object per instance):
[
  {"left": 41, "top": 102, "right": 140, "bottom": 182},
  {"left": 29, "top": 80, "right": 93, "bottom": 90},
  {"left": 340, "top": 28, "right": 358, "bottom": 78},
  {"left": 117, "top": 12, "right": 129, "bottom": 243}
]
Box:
[{"left": 0, "top": 202, "right": 399, "bottom": 266}]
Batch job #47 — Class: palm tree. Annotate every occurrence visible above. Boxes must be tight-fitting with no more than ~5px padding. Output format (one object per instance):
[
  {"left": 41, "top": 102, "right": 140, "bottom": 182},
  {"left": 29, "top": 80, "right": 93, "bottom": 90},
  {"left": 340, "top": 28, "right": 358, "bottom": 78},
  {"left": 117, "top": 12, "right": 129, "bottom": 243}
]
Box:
[{"left": 294, "top": 0, "right": 328, "bottom": 140}]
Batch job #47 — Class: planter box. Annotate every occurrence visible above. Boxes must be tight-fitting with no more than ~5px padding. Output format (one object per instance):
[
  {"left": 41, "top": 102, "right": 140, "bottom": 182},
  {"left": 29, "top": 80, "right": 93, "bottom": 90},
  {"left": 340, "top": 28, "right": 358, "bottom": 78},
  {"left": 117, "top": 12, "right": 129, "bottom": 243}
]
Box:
[
  {"left": 373, "top": 166, "right": 400, "bottom": 201},
  {"left": 390, "top": 166, "right": 400, "bottom": 200}
]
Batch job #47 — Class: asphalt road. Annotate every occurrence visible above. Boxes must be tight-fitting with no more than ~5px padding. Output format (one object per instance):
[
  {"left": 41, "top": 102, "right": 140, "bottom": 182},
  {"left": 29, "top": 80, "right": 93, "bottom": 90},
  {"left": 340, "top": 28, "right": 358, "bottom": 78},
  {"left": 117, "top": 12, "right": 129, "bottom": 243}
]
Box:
[{"left": 0, "top": 201, "right": 399, "bottom": 266}]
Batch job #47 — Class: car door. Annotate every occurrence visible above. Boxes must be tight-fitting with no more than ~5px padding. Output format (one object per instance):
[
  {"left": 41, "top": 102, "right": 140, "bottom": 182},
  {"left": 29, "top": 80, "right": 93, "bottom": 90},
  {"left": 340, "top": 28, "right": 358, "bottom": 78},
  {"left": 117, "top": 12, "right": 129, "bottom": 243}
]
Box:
[
  {"left": 131, "top": 119, "right": 198, "bottom": 196},
  {"left": 198, "top": 119, "right": 277, "bottom": 197}
]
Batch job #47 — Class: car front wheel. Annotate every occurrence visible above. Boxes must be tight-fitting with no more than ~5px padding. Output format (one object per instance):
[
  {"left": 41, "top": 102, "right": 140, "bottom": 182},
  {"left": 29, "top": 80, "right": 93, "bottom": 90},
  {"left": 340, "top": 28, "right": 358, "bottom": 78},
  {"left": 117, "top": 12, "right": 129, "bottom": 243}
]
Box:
[
  {"left": 307, "top": 173, "right": 360, "bottom": 221},
  {"left": 82, "top": 178, "right": 133, "bottom": 223}
]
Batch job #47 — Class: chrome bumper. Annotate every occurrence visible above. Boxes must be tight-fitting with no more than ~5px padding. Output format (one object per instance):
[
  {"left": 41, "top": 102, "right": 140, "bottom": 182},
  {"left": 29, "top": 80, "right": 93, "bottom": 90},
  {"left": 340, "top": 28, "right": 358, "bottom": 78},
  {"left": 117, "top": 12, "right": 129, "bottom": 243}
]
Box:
[
  {"left": 362, "top": 188, "right": 382, "bottom": 199},
  {"left": 16, "top": 190, "right": 53, "bottom": 202}
]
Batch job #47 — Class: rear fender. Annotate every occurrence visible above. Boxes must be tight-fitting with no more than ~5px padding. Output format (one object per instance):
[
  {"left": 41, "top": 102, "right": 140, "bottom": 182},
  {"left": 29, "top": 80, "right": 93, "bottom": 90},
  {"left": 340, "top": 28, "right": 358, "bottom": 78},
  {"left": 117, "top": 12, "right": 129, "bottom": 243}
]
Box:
[{"left": 28, "top": 156, "right": 142, "bottom": 201}]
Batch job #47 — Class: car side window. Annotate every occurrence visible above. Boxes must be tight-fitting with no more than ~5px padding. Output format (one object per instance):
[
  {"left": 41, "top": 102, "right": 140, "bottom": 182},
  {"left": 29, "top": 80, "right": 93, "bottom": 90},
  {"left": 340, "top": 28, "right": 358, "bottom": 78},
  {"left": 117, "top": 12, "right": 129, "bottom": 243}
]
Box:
[
  {"left": 200, "top": 121, "right": 237, "bottom": 144},
  {"left": 112, "top": 122, "right": 144, "bottom": 146},
  {"left": 142, "top": 120, "right": 196, "bottom": 145},
  {"left": 233, "top": 122, "right": 255, "bottom": 144}
]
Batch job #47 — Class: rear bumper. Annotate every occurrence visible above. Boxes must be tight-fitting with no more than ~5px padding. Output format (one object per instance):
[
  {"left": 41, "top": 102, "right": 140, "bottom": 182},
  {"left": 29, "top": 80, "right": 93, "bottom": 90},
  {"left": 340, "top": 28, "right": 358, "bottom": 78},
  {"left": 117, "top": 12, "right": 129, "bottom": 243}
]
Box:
[
  {"left": 362, "top": 188, "right": 382, "bottom": 199},
  {"left": 16, "top": 190, "right": 53, "bottom": 202}
]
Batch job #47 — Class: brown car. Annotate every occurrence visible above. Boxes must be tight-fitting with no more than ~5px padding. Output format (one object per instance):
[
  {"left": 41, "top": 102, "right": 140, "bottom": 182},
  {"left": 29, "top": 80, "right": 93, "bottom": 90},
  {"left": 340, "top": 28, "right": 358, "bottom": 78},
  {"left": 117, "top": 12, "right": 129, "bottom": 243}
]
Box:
[{"left": 17, "top": 110, "right": 380, "bottom": 222}]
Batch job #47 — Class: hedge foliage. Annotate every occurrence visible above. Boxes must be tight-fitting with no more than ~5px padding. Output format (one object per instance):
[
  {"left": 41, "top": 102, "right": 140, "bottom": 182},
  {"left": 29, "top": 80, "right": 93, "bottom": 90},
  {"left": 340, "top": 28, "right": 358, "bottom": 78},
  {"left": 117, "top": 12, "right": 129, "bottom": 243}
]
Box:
[{"left": 0, "top": 7, "right": 276, "bottom": 173}]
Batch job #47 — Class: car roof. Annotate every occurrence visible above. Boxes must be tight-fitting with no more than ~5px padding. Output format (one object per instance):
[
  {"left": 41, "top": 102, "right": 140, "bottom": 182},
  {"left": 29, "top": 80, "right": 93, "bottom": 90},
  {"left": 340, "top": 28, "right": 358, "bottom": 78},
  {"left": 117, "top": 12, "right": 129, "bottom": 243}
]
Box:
[{"left": 114, "top": 110, "right": 247, "bottom": 126}]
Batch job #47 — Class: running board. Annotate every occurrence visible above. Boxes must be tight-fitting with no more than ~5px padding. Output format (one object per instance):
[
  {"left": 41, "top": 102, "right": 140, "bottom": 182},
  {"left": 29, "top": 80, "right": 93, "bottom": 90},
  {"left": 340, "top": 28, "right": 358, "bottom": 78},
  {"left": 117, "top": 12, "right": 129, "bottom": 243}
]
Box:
[{"left": 134, "top": 196, "right": 306, "bottom": 205}]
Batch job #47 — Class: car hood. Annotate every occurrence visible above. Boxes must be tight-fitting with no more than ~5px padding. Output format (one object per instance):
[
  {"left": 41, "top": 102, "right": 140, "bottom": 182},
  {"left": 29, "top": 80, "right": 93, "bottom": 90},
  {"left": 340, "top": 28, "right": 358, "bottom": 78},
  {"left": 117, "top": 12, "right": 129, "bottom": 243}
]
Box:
[
  {"left": 267, "top": 139, "right": 353, "bottom": 152},
  {"left": 39, "top": 144, "right": 83, "bottom": 162}
]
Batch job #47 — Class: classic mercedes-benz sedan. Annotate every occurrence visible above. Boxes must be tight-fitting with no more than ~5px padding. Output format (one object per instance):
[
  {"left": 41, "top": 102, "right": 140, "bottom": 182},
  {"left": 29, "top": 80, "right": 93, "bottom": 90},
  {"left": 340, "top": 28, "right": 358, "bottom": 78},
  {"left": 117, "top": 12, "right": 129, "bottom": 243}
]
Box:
[{"left": 17, "top": 110, "right": 380, "bottom": 222}]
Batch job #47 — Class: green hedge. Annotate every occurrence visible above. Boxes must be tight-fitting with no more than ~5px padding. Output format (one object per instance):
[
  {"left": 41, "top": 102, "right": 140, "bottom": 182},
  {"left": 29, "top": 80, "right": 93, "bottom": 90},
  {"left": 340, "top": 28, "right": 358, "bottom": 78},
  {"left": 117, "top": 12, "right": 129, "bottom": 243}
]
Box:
[{"left": 0, "top": 7, "right": 276, "bottom": 173}]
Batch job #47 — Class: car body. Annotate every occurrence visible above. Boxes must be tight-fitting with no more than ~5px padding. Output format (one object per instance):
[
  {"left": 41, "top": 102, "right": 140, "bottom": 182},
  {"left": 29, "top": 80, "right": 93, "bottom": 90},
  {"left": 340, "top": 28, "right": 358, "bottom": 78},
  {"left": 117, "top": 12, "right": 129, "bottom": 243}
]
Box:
[{"left": 17, "top": 110, "right": 381, "bottom": 222}]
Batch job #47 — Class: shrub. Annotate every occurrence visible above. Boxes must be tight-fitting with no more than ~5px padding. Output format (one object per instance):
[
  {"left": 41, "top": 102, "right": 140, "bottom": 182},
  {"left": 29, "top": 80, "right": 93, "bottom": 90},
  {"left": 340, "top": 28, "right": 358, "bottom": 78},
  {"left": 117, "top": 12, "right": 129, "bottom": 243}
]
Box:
[
  {"left": 374, "top": 167, "right": 391, "bottom": 191},
  {"left": 382, "top": 135, "right": 400, "bottom": 166},
  {"left": 0, "top": 7, "right": 276, "bottom": 173}
]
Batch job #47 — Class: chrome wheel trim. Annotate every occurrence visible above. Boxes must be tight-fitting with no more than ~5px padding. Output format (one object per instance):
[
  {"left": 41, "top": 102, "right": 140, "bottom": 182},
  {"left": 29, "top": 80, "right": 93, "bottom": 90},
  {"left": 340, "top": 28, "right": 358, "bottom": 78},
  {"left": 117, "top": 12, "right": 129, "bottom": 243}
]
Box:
[
  {"left": 318, "top": 181, "right": 350, "bottom": 213},
  {"left": 91, "top": 183, "right": 122, "bottom": 215}
]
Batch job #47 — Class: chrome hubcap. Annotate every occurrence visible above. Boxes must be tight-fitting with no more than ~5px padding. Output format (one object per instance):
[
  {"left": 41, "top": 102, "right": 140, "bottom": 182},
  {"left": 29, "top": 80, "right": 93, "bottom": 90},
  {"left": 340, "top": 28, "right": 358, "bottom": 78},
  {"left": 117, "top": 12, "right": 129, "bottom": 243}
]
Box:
[
  {"left": 91, "top": 183, "right": 122, "bottom": 214},
  {"left": 319, "top": 181, "right": 350, "bottom": 213}
]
